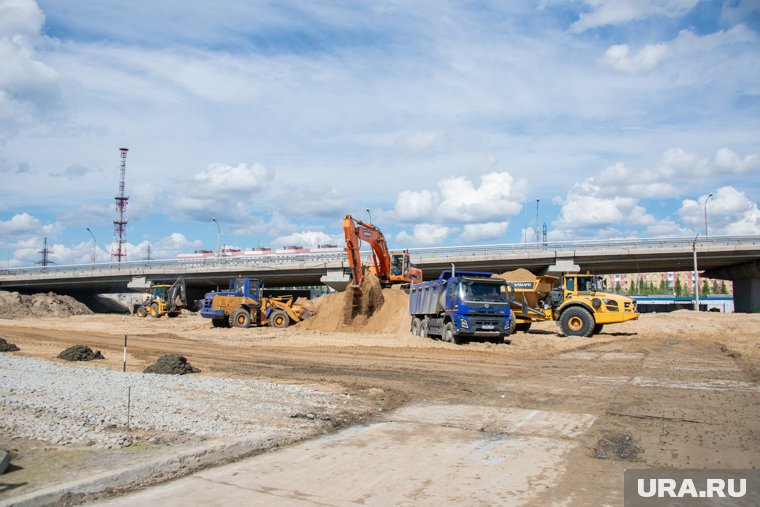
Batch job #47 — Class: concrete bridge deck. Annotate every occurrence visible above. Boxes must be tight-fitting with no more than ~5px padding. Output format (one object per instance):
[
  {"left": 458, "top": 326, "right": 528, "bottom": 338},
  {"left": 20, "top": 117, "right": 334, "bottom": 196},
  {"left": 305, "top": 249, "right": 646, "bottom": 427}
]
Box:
[{"left": 1, "top": 235, "right": 759, "bottom": 311}]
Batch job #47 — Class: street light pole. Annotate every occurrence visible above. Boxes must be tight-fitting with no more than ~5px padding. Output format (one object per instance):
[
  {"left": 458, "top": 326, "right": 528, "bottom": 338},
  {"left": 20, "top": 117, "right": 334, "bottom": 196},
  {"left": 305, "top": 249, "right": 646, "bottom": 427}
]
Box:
[
  {"left": 704, "top": 192, "right": 714, "bottom": 237},
  {"left": 535, "top": 198, "right": 540, "bottom": 243},
  {"left": 86, "top": 227, "right": 97, "bottom": 264},
  {"left": 211, "top": 218, "right": 221, "bottom": 257},
  {"left": 693, "top": 233, "right": 700, "bottom": 311},
  {"left": 365, "top": 208, "right": 372, "bottom": 225}
]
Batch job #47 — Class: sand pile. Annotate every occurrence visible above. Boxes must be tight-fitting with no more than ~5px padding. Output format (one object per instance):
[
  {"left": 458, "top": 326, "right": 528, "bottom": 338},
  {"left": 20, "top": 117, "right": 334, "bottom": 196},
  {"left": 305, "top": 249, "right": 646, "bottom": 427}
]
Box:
[
  {"left": 143, "top": 355, "right": 200, "bottom": 375},
  {"left": 0, "top": 291, "right": 93, "bottom": 319},
  {"left": 0, "top": 337, "right": 20, "bottom": 352},
  {"left": 57, "top": 345, "right": 104, "bottom": 361},
  {"left": 298, "top": 275, "right": 410, "bottom": 334},
  {"left": 493, "top": 268, "right": 537, "bottom": 282}
]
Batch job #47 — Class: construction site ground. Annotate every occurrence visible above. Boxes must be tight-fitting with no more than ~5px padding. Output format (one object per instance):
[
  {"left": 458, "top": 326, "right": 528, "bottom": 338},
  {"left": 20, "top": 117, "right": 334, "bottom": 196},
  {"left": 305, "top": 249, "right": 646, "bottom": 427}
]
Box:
[{"left": 1, "top": 309, "right": 759, "bottom": 506}]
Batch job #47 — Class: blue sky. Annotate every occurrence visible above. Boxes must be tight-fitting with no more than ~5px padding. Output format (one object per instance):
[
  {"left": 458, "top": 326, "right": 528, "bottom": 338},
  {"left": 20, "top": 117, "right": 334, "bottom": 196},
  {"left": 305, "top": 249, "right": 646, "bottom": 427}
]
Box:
[{"left": 1, "top": 0, "right": 759, "bottom": 267}]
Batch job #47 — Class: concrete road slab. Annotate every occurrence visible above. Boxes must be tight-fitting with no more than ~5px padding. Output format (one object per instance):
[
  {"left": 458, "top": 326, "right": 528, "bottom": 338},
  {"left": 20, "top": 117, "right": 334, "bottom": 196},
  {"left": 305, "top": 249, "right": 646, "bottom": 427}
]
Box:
[{"left": 97, "top": 403, "right": 596, "bottom": 507}]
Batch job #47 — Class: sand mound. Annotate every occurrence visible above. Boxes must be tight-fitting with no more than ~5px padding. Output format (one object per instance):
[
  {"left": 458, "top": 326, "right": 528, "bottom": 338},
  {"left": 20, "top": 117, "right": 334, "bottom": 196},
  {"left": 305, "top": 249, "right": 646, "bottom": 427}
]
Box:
[
  {"left": 494, "top": 268, "right": 536, "bottom": 282},
  {"left": 143, "top": 354, "right": 200, "bottom": 375},
  {"left": 57, "top": 345, "right": 104, "bottom": 361},
  {"left": 0, "top": 291, "right": 93, "bottom": 319},
  {"left": 298, "top": 276, "right": 410, "bottom": 335},
  {"left": 0, "top": 337, "right": 20, "bottom": 352}
]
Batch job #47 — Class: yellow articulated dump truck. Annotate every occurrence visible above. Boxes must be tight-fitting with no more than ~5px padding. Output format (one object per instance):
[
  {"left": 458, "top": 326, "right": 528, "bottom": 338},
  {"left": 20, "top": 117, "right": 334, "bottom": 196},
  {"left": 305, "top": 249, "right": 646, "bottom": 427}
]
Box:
[{"left": 496, "top": 269, "right": 638, "bottom": 337}]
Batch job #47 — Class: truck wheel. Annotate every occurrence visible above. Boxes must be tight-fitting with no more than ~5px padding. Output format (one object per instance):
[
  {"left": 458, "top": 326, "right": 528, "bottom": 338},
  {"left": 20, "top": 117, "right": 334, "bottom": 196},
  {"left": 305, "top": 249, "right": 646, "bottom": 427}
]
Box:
[
  {"left": 593, "top": 324, "right": 604, "bottom": 335},
  {"left": 136, "top": 306, "right": 147, "bottom": 318},
  {"left": 231, "top": 309, "right": 252, "bottom": 328},
  {"left": 508, "top": 318, "right": 516, "bottom": 336},
  {"left": 560, "top": 307, "right": 594, "bottom": 337},
  {"left": 268, "top": 309, "right": 290, "bottom": 328},
  {"left": 212, "top": 318, "right": 229, "bottom": 328},
  {"left": 411, "top": 317, "right": 422, "bottom": 336},
  {"left": 150, "top": 303, "right": 161, "bottom": 318},
  {"left": 443, "top": 322, "right": 461, "bottom": 344}
]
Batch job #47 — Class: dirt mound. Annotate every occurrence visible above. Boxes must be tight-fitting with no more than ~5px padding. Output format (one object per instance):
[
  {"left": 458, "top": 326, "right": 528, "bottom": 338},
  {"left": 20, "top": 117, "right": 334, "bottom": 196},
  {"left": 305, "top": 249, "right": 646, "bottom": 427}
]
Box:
[
  {"left": 143, "top": 355, "right": 200, "bottom": 375},
  {"left": 0, "top": 291, "right": 93, "bottom": 319},
  {"left": 493, "top": 268, "right": 536, "bottom": 282},
  {"left": 0, "top": 337, "right": 20, "bottom": 352},
  {"left": 298, "top": 277, "right": 410, "bottom": 335},
  {"left": 57, "top": 345, "right": 104, "bottom": 361}
]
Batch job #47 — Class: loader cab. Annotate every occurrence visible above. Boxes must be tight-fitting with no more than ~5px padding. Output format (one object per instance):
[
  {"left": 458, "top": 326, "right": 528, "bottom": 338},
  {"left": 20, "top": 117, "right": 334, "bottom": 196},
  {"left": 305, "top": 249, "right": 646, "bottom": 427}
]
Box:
[
  {"left": 564, "top": 274, "right": 605, "bottom": 294},
  {"left": 150, "top": 285, "right": 170, "bottom": 302},
  {"left": 229, "top": 278, "right": 262, "bottom": 301}
]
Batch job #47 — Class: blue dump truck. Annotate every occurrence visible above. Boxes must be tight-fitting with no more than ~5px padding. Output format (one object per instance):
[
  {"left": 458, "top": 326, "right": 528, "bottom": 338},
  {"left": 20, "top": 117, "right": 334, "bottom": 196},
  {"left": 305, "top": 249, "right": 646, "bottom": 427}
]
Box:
[{"left": 409, "top": 270, "right": 511, "bottom": 344}]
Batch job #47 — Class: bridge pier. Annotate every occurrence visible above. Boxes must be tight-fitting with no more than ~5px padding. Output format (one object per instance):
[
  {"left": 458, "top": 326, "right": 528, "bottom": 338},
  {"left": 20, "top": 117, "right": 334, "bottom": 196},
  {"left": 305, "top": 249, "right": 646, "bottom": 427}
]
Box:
[{"left": 704, "top": 260, "right": 760, "bottom": 313}]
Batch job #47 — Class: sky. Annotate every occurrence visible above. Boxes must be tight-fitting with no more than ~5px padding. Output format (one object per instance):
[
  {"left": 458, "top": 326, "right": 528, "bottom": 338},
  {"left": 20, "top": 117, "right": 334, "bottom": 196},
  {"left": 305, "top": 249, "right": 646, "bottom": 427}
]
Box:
[{"left": 1, "top": 0, "right": 759, "bottom": 267}]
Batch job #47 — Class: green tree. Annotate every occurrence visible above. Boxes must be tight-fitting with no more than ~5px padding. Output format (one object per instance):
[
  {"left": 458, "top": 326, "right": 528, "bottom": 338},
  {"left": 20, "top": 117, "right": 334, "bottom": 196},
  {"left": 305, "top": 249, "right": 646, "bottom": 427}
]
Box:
[
  {"left": 701, "top": 279, "right": 710, "bottom": 297},
  {"left": 615, "top": 281, "right": 622, "bottom": 293},
  {"left": 675, "top": 278, "right": 683, "bottom": 297},
  {"left": 720, "top": 281, "right": 728, "bottom": 294}
]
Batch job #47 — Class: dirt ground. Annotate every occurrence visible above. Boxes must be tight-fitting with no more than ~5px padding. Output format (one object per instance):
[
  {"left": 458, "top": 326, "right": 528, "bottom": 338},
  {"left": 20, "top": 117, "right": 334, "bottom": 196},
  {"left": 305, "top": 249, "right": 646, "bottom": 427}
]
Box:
[{"left": 1, "top": 309, "right": 759, "bottom": 505}]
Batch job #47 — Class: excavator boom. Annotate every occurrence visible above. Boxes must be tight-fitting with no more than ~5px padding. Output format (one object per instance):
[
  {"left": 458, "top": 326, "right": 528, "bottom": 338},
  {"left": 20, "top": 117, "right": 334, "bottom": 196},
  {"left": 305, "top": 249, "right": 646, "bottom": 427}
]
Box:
[{"left": 343, "top": 215, "right": 421, "bottom": 287}]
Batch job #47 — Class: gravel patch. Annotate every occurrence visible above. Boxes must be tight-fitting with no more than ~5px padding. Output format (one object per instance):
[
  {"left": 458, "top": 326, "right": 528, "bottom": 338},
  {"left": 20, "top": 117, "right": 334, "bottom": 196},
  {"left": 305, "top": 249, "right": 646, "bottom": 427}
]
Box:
[{"left": 0, "top": 355, "right": 354, "bottom": 449}]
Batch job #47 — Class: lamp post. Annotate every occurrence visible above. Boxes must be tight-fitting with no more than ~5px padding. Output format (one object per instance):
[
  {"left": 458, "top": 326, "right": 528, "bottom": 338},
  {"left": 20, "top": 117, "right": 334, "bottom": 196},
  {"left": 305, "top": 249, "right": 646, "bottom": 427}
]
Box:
[
  {"left": 535, "top": 198, "right": 540, "bottom": 243},
  {"left": 85, "top": 227, "right": 96, "bottom": 264},
  {"left": 366, "top": 208, "right": 372, "bottom": 224},
  {"left": 704, "top": 192, "right": 714, "bottom": 237},
  {"left": 693, "top": 233, "right": 700, "bottom": 311},
  {"left": 211, "top": 218, "right": 221, "bottom": 257}
]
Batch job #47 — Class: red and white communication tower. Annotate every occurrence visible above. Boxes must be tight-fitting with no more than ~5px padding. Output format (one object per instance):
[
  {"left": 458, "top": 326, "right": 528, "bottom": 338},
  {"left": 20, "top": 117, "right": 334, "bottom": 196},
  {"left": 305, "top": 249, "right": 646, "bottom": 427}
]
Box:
[{"left": 111, "top": 147, "right": 129, "bottom": 262}]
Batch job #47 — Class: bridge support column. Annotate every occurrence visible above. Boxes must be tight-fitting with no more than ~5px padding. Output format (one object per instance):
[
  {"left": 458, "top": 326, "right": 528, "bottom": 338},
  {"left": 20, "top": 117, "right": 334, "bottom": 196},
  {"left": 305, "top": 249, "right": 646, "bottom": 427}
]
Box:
[
  {"left": 320, "top": 268, "right": 351, "bottom": 292},
  {"left": 704, "top": 260, "right": 760, "bottom": 314},
  {"left": 733, "top": 278, "right": 760, "bottom": 313}
]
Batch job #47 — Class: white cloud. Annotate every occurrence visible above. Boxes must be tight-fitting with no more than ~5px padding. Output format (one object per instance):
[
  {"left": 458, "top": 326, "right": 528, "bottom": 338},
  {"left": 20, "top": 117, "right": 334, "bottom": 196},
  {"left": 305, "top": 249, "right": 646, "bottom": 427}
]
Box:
[
  {"left": 589, "top": 147, "right": 759, "bottom": 199},
  {"left": 193, "top": 162, "right": 272, "bottom": 195},
  {"left": 394, "top": 189, "right": 436, "bottom": 222},
  {"left": 600, "top": 25, "right": 757, "bottom": 74},
  {"left": 713, "top": 148, "right": 760, "bottom": 174},
  {"left": 679, "top": 186, "right": 760, "bottom": 235},
  {"left": 0, "top": 0, "right": 60, "bottom": 134},
  {"left": 601, "top": 42, "right": 668, "bottom": 73},
  {"left": 396, "top": 224, "right": 452, "bottom": 246},
  {"left": 572, "top": 0, "right": 699, "bottom": 32},
  {"left": 392, "top": 171, "right": 524, "bottom": 225},
  {"left": 0, "top": 212, "right": 42, "bottom": 235},
  {"left": 270, "top": 231, "right": 342, "bottom": 249},
  {"left": 459, "top": 222, "right": 508, "bottom": 242}
]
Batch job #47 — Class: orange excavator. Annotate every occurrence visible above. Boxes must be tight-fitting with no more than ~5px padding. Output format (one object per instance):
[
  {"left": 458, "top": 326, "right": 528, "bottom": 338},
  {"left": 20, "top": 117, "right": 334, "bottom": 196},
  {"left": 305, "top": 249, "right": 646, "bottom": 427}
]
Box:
[{"left": 343, "top": 214, "right": 423, "bottom": 288}]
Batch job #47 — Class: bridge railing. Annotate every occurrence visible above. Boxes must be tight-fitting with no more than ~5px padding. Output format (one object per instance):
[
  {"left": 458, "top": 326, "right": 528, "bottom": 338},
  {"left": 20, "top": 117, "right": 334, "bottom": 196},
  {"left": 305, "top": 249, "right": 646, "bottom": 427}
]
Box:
[{"left": 1, "top": 234, "right": 759, "bottom": 279}]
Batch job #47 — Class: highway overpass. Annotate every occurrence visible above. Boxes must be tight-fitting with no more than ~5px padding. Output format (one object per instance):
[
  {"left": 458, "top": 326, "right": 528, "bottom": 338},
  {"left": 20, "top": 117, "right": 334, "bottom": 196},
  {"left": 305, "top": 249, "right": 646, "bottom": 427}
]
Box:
[{"left": 1, "top": 235, "right": 759, "bottom": 312}]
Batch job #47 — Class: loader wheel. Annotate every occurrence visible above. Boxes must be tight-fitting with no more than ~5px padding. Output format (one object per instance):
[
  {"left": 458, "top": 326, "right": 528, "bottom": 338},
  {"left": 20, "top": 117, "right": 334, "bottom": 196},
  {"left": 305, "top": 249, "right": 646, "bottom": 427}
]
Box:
[
  {"left": 268, "top": 309, "right": 290, "bottom": 329},
  {"left": 411, "top": 317, "right": 422, "bottom": 336},
  {"left": 593, "top": 324, "right": 604, "bottom": 335},
  {"left": 231, "top": 309, "right": 252, "bottom": 328},
  {"left": 515, "top": 322, "right": 532, "bottom": 333},
  {"left": 560, "top": 307, "right": 594, "bottom": 337},
  {"left": 150, "top": 303, "right": 161, "bottom": 318},
  {"left": 212, "top": 318, "right": 229, "bottom": 328},
  {"left": 135, "top": 306, "right": 147, "bottom": 318}
]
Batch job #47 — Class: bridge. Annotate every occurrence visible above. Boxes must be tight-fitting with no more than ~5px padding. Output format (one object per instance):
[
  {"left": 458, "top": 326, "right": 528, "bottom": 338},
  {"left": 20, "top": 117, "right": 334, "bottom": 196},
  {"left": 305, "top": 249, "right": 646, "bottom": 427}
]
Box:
[{"left": 1, "top": 235, "right": 759, "bottom": 312}]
